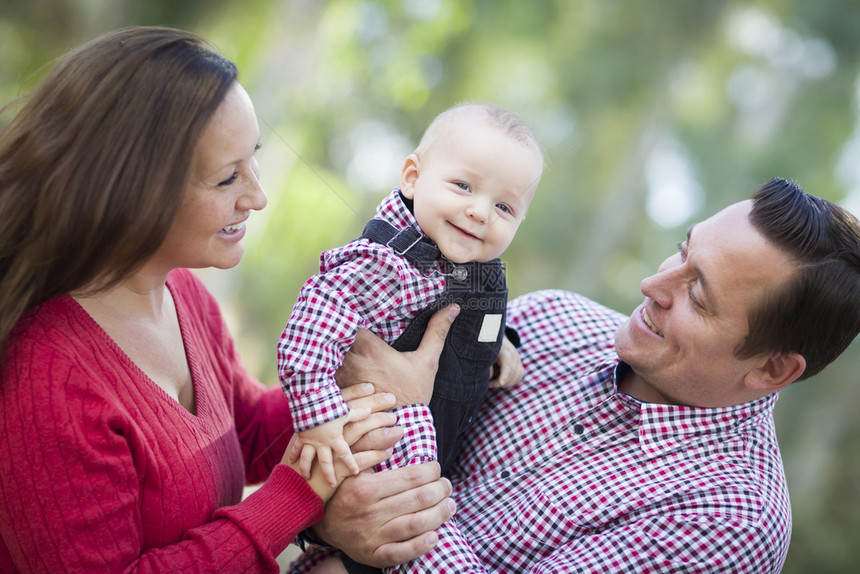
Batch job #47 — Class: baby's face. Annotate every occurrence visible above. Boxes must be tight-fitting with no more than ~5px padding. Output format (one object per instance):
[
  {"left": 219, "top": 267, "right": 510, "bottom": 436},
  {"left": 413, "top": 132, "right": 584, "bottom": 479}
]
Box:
[{"left": 400, "top": 120, "right": 542, "bottom": 264}]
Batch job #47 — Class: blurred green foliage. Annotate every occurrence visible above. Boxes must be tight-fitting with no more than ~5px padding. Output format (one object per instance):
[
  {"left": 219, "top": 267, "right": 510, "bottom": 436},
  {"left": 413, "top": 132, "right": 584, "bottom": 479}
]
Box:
[{"left": 2, "top": 1, "right": 858, "bottom": 571}]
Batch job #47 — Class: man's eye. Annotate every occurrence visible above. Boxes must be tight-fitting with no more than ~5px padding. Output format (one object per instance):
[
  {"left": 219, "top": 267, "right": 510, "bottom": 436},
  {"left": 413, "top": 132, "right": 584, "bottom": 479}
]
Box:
[
  {"left": 218, "top": 172, "right": 239, "bottom": 187},
  {"left": 676, "top": 242, "right": 688, "bottom": 261}
]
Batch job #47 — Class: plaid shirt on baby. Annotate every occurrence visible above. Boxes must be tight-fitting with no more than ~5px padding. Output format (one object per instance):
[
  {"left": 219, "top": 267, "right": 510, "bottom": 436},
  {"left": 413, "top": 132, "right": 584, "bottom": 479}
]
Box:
[
  {"left": 291, "top": 289, "right": 791, "bottom": 573},
  {"left": 278, "top": 189, "right": 446, "bottom": 434}
]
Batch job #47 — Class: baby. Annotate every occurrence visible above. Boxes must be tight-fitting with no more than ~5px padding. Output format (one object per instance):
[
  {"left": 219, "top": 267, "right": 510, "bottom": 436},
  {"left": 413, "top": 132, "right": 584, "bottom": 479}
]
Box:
[{"left": 278, "top": 102, "right": 544, "bottom": 487}]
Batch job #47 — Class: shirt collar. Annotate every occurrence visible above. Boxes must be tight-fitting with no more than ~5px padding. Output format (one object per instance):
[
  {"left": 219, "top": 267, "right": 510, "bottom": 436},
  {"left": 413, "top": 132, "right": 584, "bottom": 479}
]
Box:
[
  {"left": 376, "top": 187, "right": 423, "bottom": 233},
  {"left": 609, "top": 362, "right": 779, "bottom": 459}
]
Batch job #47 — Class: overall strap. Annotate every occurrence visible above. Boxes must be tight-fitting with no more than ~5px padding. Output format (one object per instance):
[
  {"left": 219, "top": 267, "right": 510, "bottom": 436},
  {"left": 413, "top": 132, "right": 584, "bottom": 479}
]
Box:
[{"left": 360, "top": 218, "right": 441, "bottom": 264}]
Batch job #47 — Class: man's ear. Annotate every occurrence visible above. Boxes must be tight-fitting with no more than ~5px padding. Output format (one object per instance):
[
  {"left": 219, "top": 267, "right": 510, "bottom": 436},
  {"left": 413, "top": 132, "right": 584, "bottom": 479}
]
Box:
[
  {"left": 399, "top": 153, "right": 420, "bottom": 199},
  {"left": 744, "top": 352, "right": 806, "bottom": 392}
]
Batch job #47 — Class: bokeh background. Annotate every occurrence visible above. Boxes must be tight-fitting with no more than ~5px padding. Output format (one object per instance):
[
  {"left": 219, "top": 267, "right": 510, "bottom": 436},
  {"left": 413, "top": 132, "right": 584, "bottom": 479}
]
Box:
[{"left": 3, "top": 1, "right": 859, "bottom": 571}]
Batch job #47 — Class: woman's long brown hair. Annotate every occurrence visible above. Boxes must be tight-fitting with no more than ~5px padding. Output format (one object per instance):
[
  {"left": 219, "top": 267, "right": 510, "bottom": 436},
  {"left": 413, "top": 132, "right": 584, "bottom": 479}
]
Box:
[{"left": 0, "top": 26, "right": 238, "bottom": 358}]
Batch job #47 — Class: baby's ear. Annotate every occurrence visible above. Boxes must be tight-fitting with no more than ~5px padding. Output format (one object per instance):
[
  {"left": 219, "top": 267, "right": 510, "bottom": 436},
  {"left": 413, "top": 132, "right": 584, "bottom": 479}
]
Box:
[{"left": 399, "top": 153, "right": 420, "bottom": 199}]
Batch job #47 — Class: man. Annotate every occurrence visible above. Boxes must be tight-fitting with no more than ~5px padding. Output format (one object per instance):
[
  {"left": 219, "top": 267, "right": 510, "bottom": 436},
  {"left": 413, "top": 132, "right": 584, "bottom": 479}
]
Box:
[{"left": 299, "top": 178, "right": 860, "bottom": 573}]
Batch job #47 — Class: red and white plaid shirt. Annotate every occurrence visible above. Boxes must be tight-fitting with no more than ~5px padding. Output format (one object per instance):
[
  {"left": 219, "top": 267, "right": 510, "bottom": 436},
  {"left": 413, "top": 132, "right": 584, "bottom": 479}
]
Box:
[
  {"left": 291, "top": 289, "right": 791, "bottom": 573},
  {"left": 278, "top": 189, "right": 446, "bottom": 434}
]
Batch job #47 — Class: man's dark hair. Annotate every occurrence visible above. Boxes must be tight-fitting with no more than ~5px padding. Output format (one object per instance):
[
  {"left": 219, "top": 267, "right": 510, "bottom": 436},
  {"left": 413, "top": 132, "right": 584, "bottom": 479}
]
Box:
[{"left": 738, "top": 177, "right": 860, "bottom": 380}]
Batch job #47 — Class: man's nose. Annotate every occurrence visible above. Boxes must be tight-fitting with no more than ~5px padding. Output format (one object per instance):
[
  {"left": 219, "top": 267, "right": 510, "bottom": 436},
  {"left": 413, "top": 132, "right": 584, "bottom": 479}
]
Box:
[{"left": 641, "top": 255, "right": 684, "bottom": 308}]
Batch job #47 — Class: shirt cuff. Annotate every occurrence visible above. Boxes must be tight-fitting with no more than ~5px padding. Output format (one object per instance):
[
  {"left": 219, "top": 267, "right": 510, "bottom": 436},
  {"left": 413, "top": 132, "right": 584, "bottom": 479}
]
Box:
[
  {"left": 288, "top": 384, "right": 351, "bottom": 433},
  {"left": 378, "top": 404, "right": 436, "bottom": 470}
]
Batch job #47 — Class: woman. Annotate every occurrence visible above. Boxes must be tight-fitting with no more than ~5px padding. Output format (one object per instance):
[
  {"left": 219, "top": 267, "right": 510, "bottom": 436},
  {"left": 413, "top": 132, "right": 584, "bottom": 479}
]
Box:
[{"left": 0, "top": 27, "right": 452, "bottom": 573}]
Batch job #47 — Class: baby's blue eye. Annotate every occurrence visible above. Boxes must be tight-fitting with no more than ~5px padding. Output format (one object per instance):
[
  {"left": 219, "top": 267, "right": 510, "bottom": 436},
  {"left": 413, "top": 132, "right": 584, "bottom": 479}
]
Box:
[
  {"left": 456, "top": 182, "right": 470, "bottom": 192},
  {"left": 496, "top": 203, "right": 511, "bottom": 214}
]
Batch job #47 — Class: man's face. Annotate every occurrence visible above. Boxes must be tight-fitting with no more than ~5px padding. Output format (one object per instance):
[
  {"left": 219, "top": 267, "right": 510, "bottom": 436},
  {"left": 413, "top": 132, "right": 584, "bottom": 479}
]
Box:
[{"left": 614, "top": 200, "right": 798, "bottom": 407}]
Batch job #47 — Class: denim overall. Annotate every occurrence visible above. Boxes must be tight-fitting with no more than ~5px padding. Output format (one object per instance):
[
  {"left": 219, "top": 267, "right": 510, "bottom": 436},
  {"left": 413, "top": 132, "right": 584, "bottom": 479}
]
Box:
[{"left": 360, "top": 219, "right": 507, "bottom": 474}]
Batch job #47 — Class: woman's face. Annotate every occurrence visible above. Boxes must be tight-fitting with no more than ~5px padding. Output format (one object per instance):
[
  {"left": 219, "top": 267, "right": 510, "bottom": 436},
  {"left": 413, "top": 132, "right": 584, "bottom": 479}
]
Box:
[{"left": 152, "top": 82, "right": 267, "bottom": 272}]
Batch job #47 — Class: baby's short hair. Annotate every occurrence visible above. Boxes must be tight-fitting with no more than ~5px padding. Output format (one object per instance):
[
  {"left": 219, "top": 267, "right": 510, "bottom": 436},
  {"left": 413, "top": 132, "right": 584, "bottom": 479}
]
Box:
[{"left": 416, "top": 102, "right": 544, "bottom": 165}]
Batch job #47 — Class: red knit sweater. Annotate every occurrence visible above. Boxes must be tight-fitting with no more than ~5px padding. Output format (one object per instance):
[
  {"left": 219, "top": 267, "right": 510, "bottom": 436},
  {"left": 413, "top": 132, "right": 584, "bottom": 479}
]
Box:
[{"left": 0, "top": 269, "right": 323, "bottom": 573}]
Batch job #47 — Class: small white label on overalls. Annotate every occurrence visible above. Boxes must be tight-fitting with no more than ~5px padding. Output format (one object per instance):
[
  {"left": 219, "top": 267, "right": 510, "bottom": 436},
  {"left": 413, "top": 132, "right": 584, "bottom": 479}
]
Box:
[{"left": 478, "top": 314, "right": 503, "bottom": 343}]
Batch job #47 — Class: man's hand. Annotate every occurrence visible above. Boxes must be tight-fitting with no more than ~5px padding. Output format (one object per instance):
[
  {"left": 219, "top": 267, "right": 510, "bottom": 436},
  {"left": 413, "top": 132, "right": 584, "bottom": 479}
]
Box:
[
  {"left": 322, "top": 305, "right": 460, "bottom": 566},
  {"left": 335, "top": 304, "right": 460, "bottom": 406},
  {"left": 312, "top": 462, "right": 456, "bottom": 568}
]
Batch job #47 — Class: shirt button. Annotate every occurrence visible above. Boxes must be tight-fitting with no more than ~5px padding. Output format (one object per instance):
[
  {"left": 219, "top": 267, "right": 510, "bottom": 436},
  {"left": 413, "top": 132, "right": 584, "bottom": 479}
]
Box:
[
  {"left": 573, "top": 424, "right": 585, "bottom": 435},
  {"left": 500, "top": 470, "right": 511, "bottom": 479}
]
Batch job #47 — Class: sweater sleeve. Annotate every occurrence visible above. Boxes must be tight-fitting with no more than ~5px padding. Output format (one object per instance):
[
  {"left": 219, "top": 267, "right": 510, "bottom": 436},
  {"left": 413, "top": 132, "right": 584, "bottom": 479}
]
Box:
[{"left": 209, "top": 287, "right": 295, "bottom": 484}]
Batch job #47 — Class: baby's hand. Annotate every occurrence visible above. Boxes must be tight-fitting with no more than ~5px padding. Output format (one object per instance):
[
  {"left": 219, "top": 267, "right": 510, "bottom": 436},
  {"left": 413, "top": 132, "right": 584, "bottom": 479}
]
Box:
[
  {"left": 289, "top": 407, "right": 370, "bottom": 488},
  {"left": 489, "top": 335, "right": 524, "bottom": 389}
]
